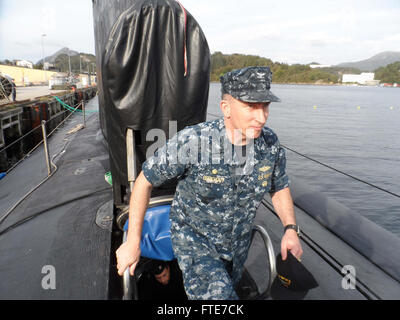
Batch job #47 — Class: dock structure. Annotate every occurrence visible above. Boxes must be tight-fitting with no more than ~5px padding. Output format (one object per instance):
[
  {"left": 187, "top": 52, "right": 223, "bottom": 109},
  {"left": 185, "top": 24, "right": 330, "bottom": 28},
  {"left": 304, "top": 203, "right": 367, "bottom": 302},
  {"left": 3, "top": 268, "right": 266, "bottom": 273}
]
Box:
[
  {"left": 0, "top": 107, "right": 23, "bottom": 149},
  {"left": 0, "top": 86, "right": 97, "bottom": 172}
]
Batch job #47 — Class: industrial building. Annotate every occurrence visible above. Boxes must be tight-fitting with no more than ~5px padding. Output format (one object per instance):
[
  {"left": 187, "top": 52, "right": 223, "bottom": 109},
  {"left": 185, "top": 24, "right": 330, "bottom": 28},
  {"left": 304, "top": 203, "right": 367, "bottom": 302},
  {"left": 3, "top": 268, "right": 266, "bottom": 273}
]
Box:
[{"left": 342, "top": 72, "right": 379, "bottom": 85}]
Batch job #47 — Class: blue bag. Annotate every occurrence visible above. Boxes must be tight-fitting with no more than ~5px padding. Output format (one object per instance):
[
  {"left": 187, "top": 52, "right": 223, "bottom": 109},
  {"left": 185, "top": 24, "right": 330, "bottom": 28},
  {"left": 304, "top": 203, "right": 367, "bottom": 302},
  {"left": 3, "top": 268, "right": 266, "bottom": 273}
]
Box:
[{"left": 123, "top": 205, "right": 174, "bottom": 261}]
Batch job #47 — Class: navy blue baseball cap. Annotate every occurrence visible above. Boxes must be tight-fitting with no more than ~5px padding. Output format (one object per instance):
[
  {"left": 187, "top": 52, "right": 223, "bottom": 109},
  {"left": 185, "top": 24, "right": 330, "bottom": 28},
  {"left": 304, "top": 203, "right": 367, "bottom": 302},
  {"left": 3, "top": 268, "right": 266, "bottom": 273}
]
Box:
[
  {"left": 220, "top": 66, "right": 281, "bottom": 103},
  {"left": 270, "top": 252, "right": 318, "bottom": 300}
]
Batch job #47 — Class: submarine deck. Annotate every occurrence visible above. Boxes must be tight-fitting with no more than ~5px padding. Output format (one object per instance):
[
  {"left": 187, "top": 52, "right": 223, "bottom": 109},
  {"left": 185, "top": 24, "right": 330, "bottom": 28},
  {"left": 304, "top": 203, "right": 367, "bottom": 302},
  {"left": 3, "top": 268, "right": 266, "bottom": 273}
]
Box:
[
  {"left": 0, "top": 97, "right": 399, "bottom": 299},
  {"left": 0, "top": 96, "right": 113, "bottom": 299}
]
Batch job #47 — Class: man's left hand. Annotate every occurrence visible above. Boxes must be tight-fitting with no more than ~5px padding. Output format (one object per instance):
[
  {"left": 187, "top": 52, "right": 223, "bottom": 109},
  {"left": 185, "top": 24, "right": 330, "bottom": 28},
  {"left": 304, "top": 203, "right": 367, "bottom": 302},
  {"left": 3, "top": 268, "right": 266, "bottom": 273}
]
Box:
[{"left": 281, "top": 229, "right": 303, "bottom": 261}]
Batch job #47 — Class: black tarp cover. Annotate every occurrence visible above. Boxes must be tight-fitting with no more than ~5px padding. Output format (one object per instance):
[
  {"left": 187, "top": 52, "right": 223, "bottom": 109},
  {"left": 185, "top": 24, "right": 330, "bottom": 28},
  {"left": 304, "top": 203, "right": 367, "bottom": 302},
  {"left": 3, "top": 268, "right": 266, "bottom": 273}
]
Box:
[{"left": 100, "top": 0, "right": 210, "bottom": 204}]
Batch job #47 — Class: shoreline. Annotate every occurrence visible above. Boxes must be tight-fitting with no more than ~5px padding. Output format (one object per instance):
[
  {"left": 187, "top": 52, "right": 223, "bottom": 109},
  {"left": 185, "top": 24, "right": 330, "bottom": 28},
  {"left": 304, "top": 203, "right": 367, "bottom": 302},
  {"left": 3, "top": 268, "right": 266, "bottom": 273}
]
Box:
[{"left": 210, "top": 81, "right": 397, "bottom": 88}]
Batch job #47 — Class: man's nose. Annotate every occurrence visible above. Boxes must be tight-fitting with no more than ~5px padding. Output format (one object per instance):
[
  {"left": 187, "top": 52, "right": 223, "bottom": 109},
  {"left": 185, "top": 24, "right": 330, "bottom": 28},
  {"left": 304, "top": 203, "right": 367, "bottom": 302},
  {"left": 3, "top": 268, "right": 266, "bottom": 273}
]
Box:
[{"left": 254, "top": 107, "right": 267, "bottom": 124}]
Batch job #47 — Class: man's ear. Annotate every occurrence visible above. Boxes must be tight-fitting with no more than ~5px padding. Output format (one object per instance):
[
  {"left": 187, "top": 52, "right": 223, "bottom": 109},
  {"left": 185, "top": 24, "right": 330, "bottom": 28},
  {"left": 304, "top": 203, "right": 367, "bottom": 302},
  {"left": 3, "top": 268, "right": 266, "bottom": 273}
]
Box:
[{"left": 220, "top": 99, "right": 231, "bottom": 118}]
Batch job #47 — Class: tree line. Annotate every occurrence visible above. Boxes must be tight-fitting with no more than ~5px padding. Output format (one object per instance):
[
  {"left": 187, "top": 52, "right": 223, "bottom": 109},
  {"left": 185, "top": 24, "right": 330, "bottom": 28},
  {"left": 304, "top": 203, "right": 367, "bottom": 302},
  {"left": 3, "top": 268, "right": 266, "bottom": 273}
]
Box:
[
  {"left": 211, "top": 52, "right": 400, "bottom": 84},
  {"left": 374, "top": 61, "right": 400, "bottom": 83},
  {"left": 210, "top": 52, "right": 339, "bottom": 84}
]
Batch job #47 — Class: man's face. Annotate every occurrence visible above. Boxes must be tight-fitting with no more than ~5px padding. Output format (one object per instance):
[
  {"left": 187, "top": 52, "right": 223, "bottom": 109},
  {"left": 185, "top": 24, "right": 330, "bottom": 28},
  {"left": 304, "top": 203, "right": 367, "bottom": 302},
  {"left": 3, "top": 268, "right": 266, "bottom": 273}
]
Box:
[
  {"left": 154, "top": 266, "right": 170, "bottom": 285},
  {"left": 221, "top": 95, "right": 270, "bottom": 142}
]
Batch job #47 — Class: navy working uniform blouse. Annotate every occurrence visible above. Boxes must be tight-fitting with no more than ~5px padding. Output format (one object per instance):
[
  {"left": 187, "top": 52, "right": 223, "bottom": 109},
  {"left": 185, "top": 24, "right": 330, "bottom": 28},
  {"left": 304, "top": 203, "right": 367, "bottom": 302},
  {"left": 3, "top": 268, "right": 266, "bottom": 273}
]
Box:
[{"left": 142, "top": 118, "right": 289, "bottom": 299}]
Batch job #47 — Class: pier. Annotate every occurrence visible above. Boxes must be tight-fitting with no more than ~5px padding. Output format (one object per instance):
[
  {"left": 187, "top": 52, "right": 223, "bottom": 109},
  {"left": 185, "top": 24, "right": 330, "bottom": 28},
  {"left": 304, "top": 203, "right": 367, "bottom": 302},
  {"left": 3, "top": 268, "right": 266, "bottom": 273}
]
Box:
[
  {"left": 0, "top": 107, "right": 22, "bottom": 149},
  {"left": 0, "top": 86, "right": 97, "bottom": 172}
]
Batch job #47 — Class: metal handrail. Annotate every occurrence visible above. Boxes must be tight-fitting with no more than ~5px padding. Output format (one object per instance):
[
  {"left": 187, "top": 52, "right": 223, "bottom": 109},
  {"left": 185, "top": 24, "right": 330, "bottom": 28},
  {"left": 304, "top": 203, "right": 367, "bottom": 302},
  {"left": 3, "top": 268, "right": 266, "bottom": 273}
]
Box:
[
  {"left": 122, "top": 231, "right": 136, "bottom": 300},
  {"left": 121, "top": 195, "right": 174, "bottom": 300},
  {"left": 251, "top": 225, "right": 277, "bottom": 299},
  {"left": 123, "top": 128, "right": 138, "bottom": 300}
]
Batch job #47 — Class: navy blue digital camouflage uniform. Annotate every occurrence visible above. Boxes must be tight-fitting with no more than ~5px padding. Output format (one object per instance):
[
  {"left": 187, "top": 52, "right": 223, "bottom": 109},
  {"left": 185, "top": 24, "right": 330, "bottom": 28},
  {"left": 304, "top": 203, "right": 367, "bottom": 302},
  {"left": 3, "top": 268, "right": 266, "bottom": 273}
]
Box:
[{"left": 142, "top": 67, "right": 289, "bottom": 299}]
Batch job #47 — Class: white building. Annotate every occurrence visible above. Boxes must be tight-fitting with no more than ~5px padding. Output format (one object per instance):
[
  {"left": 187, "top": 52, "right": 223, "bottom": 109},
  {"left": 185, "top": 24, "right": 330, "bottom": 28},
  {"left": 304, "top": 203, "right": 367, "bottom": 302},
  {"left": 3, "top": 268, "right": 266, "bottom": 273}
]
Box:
[
  {"left": 49, "top": 73, "right": 68, "bottom": 89},
  {"left": 16, "top": 60, "right": 33, "bottom": 68},
  {"left": 342, "top": 73, "right": 375, "bottom": 85},
  {"left": 44, "top": 62, "right": 55, "bottom": 70}
]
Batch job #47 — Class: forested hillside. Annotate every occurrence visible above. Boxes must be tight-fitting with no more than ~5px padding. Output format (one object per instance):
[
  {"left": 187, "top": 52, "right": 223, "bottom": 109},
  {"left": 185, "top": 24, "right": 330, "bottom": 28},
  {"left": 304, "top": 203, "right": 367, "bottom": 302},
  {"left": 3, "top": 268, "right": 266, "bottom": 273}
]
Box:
[{"left": 210, "top": 52, "right": 339, "bottom": 84}]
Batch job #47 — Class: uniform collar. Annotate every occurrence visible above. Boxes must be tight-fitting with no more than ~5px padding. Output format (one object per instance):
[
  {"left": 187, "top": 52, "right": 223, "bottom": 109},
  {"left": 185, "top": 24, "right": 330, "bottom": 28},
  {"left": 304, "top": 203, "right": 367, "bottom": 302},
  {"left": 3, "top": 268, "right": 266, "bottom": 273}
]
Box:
[{"left": 208, "top": 118, "right": 268, "bottom": 166}]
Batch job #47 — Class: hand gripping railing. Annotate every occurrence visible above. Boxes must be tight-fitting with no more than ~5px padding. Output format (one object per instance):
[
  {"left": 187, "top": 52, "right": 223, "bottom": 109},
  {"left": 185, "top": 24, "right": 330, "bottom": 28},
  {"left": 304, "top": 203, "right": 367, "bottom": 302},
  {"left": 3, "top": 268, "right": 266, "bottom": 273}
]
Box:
[
  {"left": 121, "top": 195, "right": 174, "bottom": 300},
  {"left": 123, "top": 128, "right": 137, "bottom": 300},
  {"left": 122, "top": 231, "right": 138, "bottom": 300}
]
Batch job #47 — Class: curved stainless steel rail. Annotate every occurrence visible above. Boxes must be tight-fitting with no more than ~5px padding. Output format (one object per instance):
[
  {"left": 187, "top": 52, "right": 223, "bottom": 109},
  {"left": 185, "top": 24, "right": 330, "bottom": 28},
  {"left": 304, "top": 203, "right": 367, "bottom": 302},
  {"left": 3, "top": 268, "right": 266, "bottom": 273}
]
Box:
[
  {"left": 251, "top": 225, "right": 277, "bottom": 298},
  {"left": 121, "top": 196, "right": 174, "bottom": 300}
]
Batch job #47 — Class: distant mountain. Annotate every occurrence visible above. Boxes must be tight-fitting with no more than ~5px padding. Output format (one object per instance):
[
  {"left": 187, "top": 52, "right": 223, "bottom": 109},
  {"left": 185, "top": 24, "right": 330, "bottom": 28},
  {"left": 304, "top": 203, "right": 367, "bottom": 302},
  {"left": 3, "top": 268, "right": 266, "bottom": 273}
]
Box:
[
  {"left": 36, "top": 47, "right": 80, "bottom": 65},
  {"left": 336, "top": 51, "right": 400, "bottom": 72},
  {"left": 34, "top": 47, "right": 96, "bottom": 73}
]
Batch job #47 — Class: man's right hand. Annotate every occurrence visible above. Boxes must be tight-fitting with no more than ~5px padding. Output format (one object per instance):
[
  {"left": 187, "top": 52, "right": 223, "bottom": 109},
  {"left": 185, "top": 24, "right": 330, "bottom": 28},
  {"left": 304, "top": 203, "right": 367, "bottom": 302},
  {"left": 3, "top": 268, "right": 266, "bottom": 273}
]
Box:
[
  {"left": 116, "top": 171, "right": 152, "bottom": 276},
  {"left": 116, "top": 242, "right": 141, "bottom": 276}
]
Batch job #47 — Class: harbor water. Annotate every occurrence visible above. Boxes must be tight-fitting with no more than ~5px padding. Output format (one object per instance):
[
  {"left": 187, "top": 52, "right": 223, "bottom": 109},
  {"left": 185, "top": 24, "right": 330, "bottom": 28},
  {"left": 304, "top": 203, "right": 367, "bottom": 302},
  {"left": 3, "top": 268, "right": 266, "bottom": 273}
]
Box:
[{"left": 207, "top": 83, "right": 400, "bottom": 238}]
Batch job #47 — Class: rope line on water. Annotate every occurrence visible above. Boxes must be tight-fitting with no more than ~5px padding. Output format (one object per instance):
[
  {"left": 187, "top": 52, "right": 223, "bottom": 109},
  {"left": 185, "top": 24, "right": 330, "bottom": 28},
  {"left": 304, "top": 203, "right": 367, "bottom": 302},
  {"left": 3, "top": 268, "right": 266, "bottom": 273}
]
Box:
[{"left": 282, "top": 144, "right": 400, "bottom": 199}]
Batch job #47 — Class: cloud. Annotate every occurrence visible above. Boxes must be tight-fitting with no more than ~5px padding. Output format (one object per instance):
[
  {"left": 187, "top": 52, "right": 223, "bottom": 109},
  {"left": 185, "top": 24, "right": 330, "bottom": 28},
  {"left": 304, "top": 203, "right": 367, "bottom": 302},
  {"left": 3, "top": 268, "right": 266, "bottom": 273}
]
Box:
[
  {"left": 40, "top": 7, "right": 57, "bottom": 33},
  {"left": 304, "top": 34, "right": 353, "bottom": 47},
  {"left": 0, "top": 0, "right": 95, "bottom": 62},
  {"left": 1, "top": 0, "right": 399, "bottom": 65}
]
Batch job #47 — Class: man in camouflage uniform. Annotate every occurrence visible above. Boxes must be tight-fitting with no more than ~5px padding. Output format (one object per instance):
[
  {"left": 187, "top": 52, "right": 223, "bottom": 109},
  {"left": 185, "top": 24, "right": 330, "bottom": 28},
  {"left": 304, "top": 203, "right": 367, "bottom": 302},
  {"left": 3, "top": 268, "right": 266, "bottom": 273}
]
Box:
[{"left": 116, "top": 66, "right": 303, "bottom": 299}]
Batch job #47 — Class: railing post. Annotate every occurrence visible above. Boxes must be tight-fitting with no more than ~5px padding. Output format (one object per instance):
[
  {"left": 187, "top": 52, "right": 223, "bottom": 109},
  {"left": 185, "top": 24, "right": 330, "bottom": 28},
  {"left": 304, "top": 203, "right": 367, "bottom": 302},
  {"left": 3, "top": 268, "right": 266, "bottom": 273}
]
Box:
[
  {"left": 41, "top": 120, "right": 52, "bottom": 176},
  {"left": 82, "top": 100, "right": 86, "bottom": 128},
  {"left": 126, "top": 128, "right": 136, "bottom": 192}
]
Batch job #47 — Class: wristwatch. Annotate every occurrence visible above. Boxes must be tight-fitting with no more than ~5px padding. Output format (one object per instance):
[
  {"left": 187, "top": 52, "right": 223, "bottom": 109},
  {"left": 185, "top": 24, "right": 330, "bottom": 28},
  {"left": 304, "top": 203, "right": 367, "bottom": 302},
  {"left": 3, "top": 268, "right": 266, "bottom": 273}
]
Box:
[{"left": 284, "top": 224, "right": 300, "bottom": 236}]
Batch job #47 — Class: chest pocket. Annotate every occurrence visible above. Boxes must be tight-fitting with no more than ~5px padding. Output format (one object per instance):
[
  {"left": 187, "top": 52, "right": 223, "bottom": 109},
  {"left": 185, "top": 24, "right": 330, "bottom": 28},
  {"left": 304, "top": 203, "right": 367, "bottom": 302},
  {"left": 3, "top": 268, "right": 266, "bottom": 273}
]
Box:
[
  {"left": 195, "top": 165, "right": 231, "bottom": 205},
  {"left": 252, "top": 159, "right": 274, "bottom": 201}
]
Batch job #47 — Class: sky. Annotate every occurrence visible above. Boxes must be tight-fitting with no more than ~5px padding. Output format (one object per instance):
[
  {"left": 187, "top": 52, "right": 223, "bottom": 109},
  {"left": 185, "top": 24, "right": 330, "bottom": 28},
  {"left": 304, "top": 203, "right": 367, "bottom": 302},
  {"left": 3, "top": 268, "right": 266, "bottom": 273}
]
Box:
[{"left": 0, "top": 0, "right": 399, "bottom": 65}]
